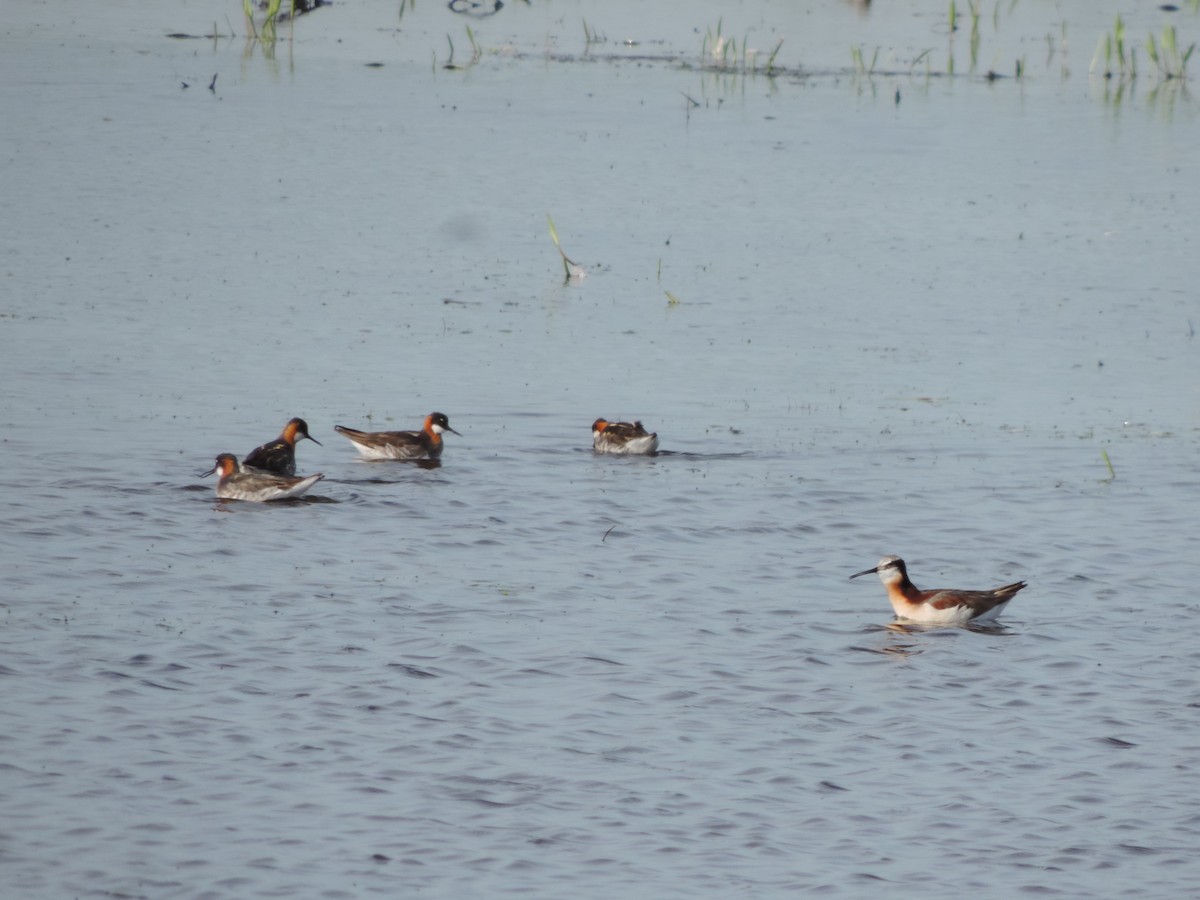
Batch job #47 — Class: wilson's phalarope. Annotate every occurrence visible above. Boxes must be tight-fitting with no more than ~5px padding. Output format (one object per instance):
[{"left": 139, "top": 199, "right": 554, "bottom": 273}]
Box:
[
  {"left": 242, "top": 417, "right": 321, "bottom": 476},
  {"left": 334, "top": 412, "right": 460, "bottom": 460},
  {"left": 849, "top": 555, "right": 1026, "bottom": 625},
  {"left": 201, "top": 453, "right": 324, "bottom": 501},
  {"left": 592, "top": 418, "right": 659, "bottom": 455}
]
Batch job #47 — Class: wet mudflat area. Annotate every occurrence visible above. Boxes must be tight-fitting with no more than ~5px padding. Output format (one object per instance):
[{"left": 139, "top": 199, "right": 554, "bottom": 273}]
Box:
[{"left": 2, "top": 1, "right": 1199, "bottom": 897}]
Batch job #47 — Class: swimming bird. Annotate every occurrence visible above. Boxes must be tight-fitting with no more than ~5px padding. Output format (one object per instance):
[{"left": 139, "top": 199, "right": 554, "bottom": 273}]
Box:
[
  {"left": 592, "top": 418, "right": 658, "bottom": 455},
  {"left": 201, "top": 453, "right": 324, "bottom": 501},
  {"left": 334, "top": 412, "right": 460, "bottom": 460},
  {"left": 849, "top": 555, "right": 1026, "bottom": 624},
  {"left": 242, "top": 417, "right": 321, "bottom": 476}
]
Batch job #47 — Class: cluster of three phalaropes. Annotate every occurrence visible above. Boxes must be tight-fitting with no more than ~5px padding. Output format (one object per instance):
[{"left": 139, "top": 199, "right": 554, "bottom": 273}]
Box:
[
  {"left": 334, "top": 417, "right": 1026, "bottom": 625},
  {"left": 203, "top": 412, "right": 459, "bottom": 502}
]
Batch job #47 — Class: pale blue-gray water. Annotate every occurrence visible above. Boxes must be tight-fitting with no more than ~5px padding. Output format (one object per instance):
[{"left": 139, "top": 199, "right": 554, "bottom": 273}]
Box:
[{"left": 2, "top": 1, "right": 1199, "bottom": 897}]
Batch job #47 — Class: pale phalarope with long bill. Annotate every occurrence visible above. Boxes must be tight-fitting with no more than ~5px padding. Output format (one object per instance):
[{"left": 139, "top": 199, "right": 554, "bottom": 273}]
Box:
[{"left": 849, "top": 555, "right": 1026, "bottom": 624}]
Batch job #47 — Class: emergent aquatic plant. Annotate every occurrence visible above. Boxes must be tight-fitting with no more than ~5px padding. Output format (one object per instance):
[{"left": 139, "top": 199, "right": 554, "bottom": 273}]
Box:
[
  {"left": 702, "top": 18, "right": 731, "bottom": 66},
  {"left": 1092, "top": 16, "right": 1194, "bottom": 82},
  {"left": 547, "top": 214, "right": 585, "bottom": 283},
  {"left": 1100, "top": 448, "right": 1116, "bottom": 483},
  {"left": 243, "top": 0, "right": 286, "bottom": 41},
  {"left": 582, "top": 19, "right": 606, "bottom": 46},
  {"left": 764, "top": 39, "right": 785, "bottom": 75},
  {"left": 700, "top": 19, "right": 782, "bottom": 74},
  {"left": 1146, "top": 25, "right": 1195, "bottom": 79},
  {"left": 442, "top": 25, "right": 482, "bottom": 70},
  {"left": 850, "top": 45, "right": 879, "bottom": 75},
  {"left": 910, "top": 48, "right": 933, "bottom": 76},
  {"left": 1092, "top": 15, "right": 1136, "bottom": 79}
]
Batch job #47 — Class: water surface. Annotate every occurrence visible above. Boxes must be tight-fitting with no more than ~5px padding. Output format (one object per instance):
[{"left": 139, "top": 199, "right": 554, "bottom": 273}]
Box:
[{"left": 2, "top": 1, "right": 1199, "bottom": 897}]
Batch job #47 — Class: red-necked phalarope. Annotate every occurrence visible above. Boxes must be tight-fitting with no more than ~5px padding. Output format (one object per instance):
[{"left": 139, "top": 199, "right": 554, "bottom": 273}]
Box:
[
  {"left": 242, "top": 417, "right": 321, "bottom": 476},
  {"left": 334, "top": 412, "right": 460, "bottom": 460},
  {"left": 201, "top": 453, "right": 324, "bottom": 501},
  {"left": 850, "top": 555, "right": 1026, "bottom": 625},
  {"left": 592, "top": 418, "right": 658, "bottom": 455}
]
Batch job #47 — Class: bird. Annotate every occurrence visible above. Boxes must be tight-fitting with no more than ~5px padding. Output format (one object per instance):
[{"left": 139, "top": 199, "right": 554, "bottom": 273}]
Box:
[
  {"left": 849, "top": 555, "right": 1026, "bottom": 624},
  {"left": 201, "top": 453, "right": 324, "bottom": 501},
  {"left": 242, "top": 417, "right": 321, "bottom": 476},
  {"left": 591, "top": 418, "right": 659, "bottom": 455},
  {"left": 334, "top": 412, "right": 460, "bottom": 460}
]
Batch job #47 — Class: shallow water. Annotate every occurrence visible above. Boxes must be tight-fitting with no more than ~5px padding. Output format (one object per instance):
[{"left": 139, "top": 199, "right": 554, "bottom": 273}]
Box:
[{"left": 3, "top": 0, "right": 1200, "bottom": 897}]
